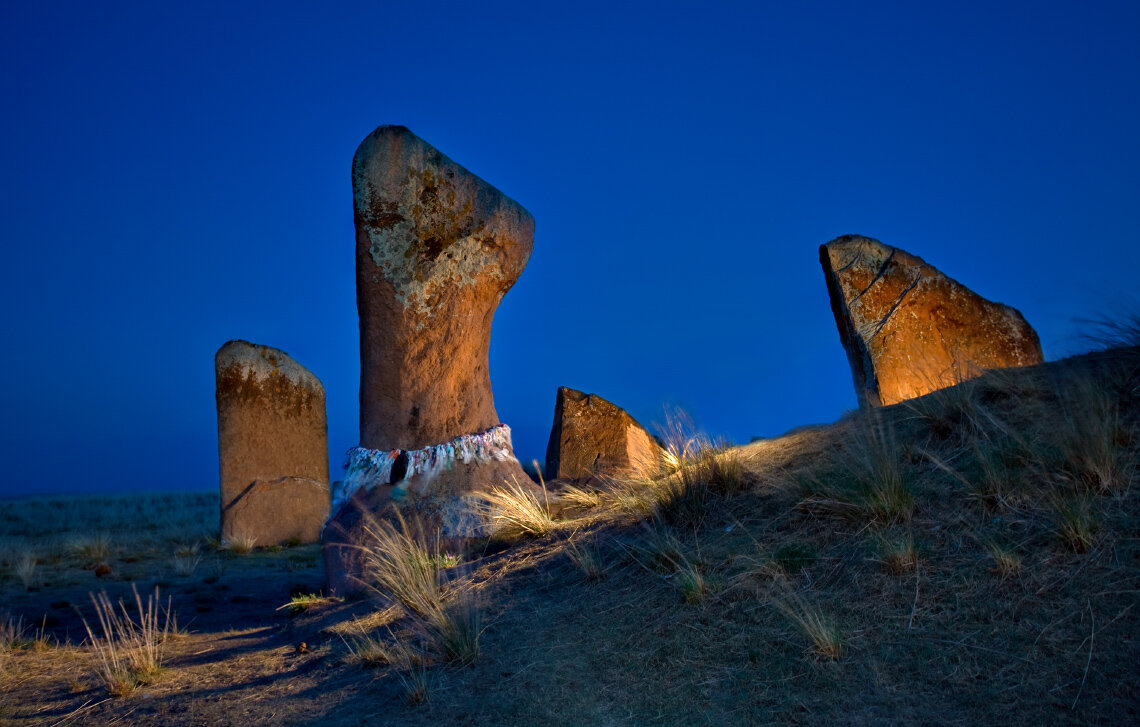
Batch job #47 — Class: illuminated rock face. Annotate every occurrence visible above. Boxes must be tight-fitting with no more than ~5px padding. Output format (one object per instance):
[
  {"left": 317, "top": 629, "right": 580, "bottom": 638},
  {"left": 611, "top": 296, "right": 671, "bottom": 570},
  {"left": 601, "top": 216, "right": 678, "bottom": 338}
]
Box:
[
  {"left": 820, "top": 235, "right": 1044, "bottom": 407},
  {"left": 352, "top": 124, "right": 533, "bottom": 451},
  {"left": 324, "top": 126, "right": 533, "bottom": 594},
  {"left": 215, "top": 340, "right": 329, "bottom": 545},
  {"left": 545, "top": 387, "right": 664, "bottom": 482}
]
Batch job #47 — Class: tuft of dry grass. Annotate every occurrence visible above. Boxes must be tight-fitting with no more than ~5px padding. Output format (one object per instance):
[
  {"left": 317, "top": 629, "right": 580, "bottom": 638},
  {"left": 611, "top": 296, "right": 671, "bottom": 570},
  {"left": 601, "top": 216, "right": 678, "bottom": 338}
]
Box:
[
  {"left": 674, "top": 560, "right": 709, "bottom": 604},
  {"left": 800, "top": 410, "right": 914, "bottom": 523},
  {"left": 481, "top": 479, "right": 555, "bottom": 537},
  {"left": 0, "top": 612, "right": 27, "bottom": 651},
  {"left": 560, "top": 484, "right": 603, "bottom": 510},
  {"left": 1054, "top": 372, "right": 1132, "bottom": 494},
  {"left": 608, "top": 414, "right": 747, "bottom": 529},
  {"left": 171, "top": 544, "right": 201, "bottom": 577},
  {"left": 72, "top": 532, "right": 112, "bottom": 561},
  {"left": 358, "top": 510, "right": 483, "bottom": 666},
  {"left": 622, "top": 521, "right": 710, "bottom": 603},
  {"left": 984, "top": 540, "right": 1023, "bottom": 577},
  {"left": 80, "top": 585, "right": 174, "bottom": 697},
  {"left": 1076, "top": 309, "right": 1140, "bottom": 351},
  {"left": 15, "top": 553, "right": 39, "bottom": 591},
  {"left": 1051, "top": 491, "right": 1098, "bottom": 553},
  {"left": 766, "top": 579, "right": 843, "bottom": 660},
  {"left": 563, "top": 534, "right": 605, "bottom": 581},
  {"left": 877, "top": 532, "right": 919, "bottom": 574},
  {"left": 224, "top": 533, "right": 257, "bottom": 555},
  {"left": 343, "top": 630, "right": 396, "bottom": 667}
]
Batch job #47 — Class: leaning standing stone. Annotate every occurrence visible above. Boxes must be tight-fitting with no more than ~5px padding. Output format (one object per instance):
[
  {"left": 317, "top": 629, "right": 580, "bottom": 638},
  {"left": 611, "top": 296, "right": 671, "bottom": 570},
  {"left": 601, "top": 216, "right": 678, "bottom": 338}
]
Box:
[
  {"left": 215, "top": 340, "right": 329, "bottom": 545},
  {"left": 819, "top": 235, "right": 1044, "bottom": 407}
]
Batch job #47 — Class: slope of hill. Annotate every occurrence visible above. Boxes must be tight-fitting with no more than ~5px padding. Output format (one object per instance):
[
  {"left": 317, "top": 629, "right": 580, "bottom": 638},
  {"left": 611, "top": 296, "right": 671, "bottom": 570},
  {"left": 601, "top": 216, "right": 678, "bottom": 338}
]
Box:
[{"left": 2, "top": 346, "right": 1137, "bottom": 725}]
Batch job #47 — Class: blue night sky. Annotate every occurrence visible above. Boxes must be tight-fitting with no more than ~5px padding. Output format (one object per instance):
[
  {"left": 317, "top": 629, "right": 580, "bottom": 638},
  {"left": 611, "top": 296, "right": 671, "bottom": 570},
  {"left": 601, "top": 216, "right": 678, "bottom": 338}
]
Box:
[{"left": 2, "top": 1, "right": 1138, "bottom": 498}]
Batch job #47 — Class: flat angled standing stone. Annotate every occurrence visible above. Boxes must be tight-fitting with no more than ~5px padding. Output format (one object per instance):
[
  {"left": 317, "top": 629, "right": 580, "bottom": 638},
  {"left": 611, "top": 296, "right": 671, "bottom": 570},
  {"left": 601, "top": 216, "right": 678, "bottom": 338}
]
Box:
[
  {"left": 820, "top": 235, "right": 1044, "bottom": 407},
  {"left": 215, "top": 340, "right": 329, "bottom": 545}
]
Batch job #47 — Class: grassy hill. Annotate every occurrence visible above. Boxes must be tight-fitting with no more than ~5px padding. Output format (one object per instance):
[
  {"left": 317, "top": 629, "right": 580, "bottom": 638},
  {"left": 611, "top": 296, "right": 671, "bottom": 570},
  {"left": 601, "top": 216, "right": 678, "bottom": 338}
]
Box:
[{"left": 1, "top": 345, "right": 1137, "bottom": 725}]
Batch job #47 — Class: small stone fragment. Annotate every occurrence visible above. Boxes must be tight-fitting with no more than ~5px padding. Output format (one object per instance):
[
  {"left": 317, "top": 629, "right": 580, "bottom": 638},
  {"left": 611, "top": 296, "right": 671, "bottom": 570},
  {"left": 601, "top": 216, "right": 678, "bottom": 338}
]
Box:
[
  {"left": 545, "top": 387, "right": 665, "bottom": 482},
  {"left": 820, "top": 235, "right": 1044, "bottom": 406}
]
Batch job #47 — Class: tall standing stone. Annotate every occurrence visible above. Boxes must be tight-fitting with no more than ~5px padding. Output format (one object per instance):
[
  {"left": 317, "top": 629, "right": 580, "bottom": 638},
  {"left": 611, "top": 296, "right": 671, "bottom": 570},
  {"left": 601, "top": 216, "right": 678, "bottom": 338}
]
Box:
[
  {"left": 324, "top": 125, "right": 534, "bottom": 594},
  {"left": 545, "top": 387, "right": 664, "bottom": 482},
  {"left": 216, "top": 340, "right": 330, "bottom": 545},
  {"left": 820, "top": 235, "right": 1044, "bottom": 407},
  {"left": 354, "top": 124, "right": 533, "bottom": 450}
]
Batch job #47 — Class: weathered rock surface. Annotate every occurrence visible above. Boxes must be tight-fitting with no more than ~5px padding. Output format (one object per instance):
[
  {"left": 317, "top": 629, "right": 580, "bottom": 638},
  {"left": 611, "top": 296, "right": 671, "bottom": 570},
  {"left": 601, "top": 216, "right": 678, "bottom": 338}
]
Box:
[
  {"left": 216, "top": 340, "right": 329, "bottom": 545},
  {"left": 325, "top": 126, "right": 533, "bottom": 594},
  {"left": 820, "top": 235, "right": 1044, "bottom": 407},
  {"left": 353, "top": 124, "right": 533, "bottom": 450},
  {"left": 222, "top": 476, "right": 329, "bottom": 546},
  {"left": 545, "top": 387, "right": 665, "bottom": 482}
]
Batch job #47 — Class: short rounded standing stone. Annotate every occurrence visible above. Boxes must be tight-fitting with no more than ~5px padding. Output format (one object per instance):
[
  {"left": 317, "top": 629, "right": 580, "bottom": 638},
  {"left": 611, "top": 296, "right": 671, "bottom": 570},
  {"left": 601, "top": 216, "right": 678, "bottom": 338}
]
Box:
[{"left": 215, "top": 340, "right": 330, "bottom": 545}]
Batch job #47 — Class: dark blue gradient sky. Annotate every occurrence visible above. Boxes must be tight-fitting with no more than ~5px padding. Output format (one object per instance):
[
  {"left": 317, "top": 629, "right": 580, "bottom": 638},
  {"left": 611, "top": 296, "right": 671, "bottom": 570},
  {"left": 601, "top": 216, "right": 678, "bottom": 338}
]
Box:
[{"left": 2, "top": 1, "right": 1137, "bottom": 497}]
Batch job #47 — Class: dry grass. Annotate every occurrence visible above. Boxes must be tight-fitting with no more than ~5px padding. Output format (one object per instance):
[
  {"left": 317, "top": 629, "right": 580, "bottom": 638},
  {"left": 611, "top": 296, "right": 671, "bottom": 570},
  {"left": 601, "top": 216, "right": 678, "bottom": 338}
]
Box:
[
  {"left": 71, "top": 532, "right": 112, "bottom": 561},
  {"left": 80, "top": 585, "right": 173, "bottom": 697},
  {"left": 766, "top": 579, "right": 844, "bottom": 660},
  {"left": 559, "top": 484, "right": 603, "bottom": 510},
  {"left": 1054, "top": 371, "right": 1132, "bottom": 494},
  {"left": 1051, "top": 491, "right": 1099, "bottom": 553},
  {"left": 480, "top": 479, "right": 555, "bottom": 537},
  {"left": 358, "top": 510, "right": 483, "bottom": 666},
  {"left": 799, "top": 410, "right": 914, "bottom": 523},
  {"left": 15, "top": 553, "right": 39, "bottom": 591},
  {"left": 607, "top": 415, "right": 747, "bottom": 528},
  {"left": 0, "top": 612, "right": 27, "bottom": 651},
  {"left": 877, "top": 532, "right": 919, "bottom": 574},
  {"left": 171, "top": 544, "right": 201, "bottom": 577},
  {"left": 562, "top": 534, "right": 605, "bottom": 581},
  {"left": 224, "top": 533, "right": 258, "bottom": 555},
  {"left": 984, "top": 540, "right": 1023, "bottom": 577}
]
